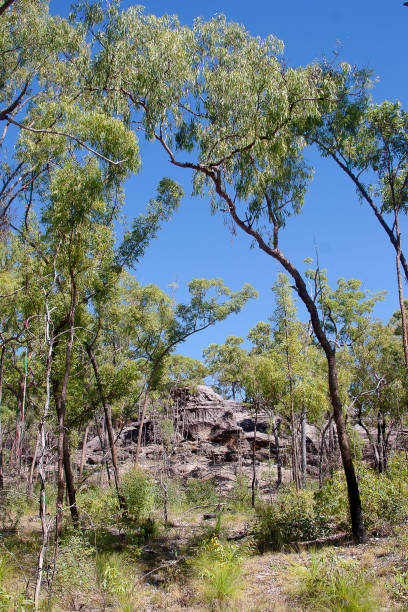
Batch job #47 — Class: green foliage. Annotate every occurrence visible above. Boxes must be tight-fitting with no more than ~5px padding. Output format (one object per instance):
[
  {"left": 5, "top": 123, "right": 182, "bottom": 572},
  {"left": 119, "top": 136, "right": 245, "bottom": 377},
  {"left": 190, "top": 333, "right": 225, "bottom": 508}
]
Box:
[
  {"left": 288, "top": 550, "right": 379, "bottom": 612},
  {"left": 316, "top": 456, "right": 408, "bottom": 532},
  {"left": 54, "top": 530, "right": 95, "bottom": 597},
  {"left": 386, "top": 567, "right": 408, "bottom": 604},
  {"left": 120, "top": 467, "right": 158, "bottom": 525},
  {"left": 185, "top": 478, "right": 219, "bottom": 507},
  {"left": 256, "top": 488, "right": 326, "bottom": 550},
  {"left": 77, "top": 485, "right": 120, "bottom": 530},
  {"left": 191, "top": 536, "right": 250, "bottom": 610},
  {"left": 95, "top": 552, "right": 128, "bottom": 596},
  {"left": 228, "top": 474, "right": 253, "bottom": 511},
  {"left": 203, "top": 336, "right": 247, "bottom": 399},
  {"left": 0, "top": 488, "right": 29, "bottom": 531}
]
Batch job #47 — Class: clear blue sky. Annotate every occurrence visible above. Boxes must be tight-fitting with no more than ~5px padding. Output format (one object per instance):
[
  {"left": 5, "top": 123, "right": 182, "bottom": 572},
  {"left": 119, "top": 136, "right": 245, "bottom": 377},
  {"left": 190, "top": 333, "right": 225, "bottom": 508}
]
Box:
[{"left": 50, "top": 1, "right": 408, "bottom": 360}]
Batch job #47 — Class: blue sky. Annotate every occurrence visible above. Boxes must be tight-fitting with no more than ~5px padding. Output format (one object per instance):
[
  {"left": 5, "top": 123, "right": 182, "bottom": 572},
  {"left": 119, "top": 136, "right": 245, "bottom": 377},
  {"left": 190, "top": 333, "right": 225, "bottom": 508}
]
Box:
[{"left": 50, "top": 1, "right": 408, "bottom": 360}]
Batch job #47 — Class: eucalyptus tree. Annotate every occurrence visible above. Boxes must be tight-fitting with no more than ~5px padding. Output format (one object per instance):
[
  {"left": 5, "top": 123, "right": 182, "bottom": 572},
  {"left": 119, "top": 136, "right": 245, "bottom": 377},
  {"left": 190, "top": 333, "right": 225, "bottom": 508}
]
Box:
[
  {"left": 350, "top": 320, "right": 406, "bottom": 473},
  {"left": 81, "top": 3, "right": 373, "bottom": 541},
  {"left": 203, "top": 336, "right": 247, "bottom": 400},
  {"left": 0, "top": 0, "right": 138, "bottom": 231},
  {"left": 307, "top": 96, "right": 408, "bottom": 372},
  {"left": 118, "top": 277, "right": 257, "bottom": 463}
]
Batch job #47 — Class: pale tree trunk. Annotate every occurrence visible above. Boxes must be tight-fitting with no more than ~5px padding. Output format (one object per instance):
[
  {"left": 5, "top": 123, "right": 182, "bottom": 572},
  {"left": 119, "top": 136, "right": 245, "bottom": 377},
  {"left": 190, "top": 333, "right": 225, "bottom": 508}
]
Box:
[
  {"left": 300, "top": 406, "right": 307, "bottom": 484},
  {"left": 395, "top": 211, "right": 408, "bottom": 374},
  {"left": 251, "top": 405, "right": 258, "bottom": 507},
  {"left": 34, "top": 296, "right": 54, "bottom": 609},
  {"left": 272, "top": 418, "right": 282, "bottom": 488},
  {"left": 0, "top": 345, "right": 5, "bottom": 491},
  {"left": 27, "top": 432, "right": 40, "bottom": 498},
  {"left": 319, "top": 416, "right": 332, "bottom": 487},
  {"left": 18, "top": 348, "right": 28, "bottom": 477},
  {"left": 79, "top": 423, "right": 90, "bottom": 477},
  {"left": 94, "top": 415, "right": 111, "bottom": 485},
  {"left": 135, "top": 389, "right": 149, "bottom": 465}
]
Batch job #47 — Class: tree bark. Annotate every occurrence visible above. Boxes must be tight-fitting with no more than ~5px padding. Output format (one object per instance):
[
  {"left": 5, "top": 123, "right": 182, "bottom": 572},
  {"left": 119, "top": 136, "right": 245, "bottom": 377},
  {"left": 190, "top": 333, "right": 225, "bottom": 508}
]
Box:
[
  {"left": 27, "top": 432, "right": 39, "bottom": 498},
  {"left": 394, "top": 212, "right": 408, "bottom": 374},
  {"left": 34, "top": 302, "right": 54, "bottom": 609},
  {"left": 53, "top": 278, "right": 77, "bottom": 540},
  {"left": 161, "top": 135, "right": 367, "bottom": 543},
  {"left": 63, "top": 433, "right": 78, "bottom": 526},
  {"left": 85, "top": 345, "right": 122, "bottom": 498},
  {"left": 300, "top": 406, "right": 307, "bottom": 484},
  {"left": 251, "top": 405, "right": 258, "bottom": 507},
  {"left": 79, "top": 423, "right": 90, "bottom": 477},
  {"left": 0, "top": 345, "right": 5, "bottom": 490},
  {"left": 272, "top": 418, "right": 282, "bottom": 488}
]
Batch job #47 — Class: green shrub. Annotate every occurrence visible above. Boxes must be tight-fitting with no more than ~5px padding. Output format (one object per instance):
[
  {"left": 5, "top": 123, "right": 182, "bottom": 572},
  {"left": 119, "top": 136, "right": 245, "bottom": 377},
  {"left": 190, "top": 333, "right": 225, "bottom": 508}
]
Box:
[
  {"left": 54, "top": 530, "right": 96, "bottom": 599},
  {"left": 0, "top": 487, "right": 28, "bottom": 531},
  {"left": 77, "top": 485, "right": 120, "bottom": 529},
  {"left": 191, "top": 536, "right": 249, "bottom": 610},
  {"left": 96, "top": 552, "right": 128, "bottom": 596},
  {"left": 228, "top": 474, "right": 253, "bottom": 511},
  {"left": 288, "top": 550, "right": 379, "bottom": 611},
  {"left": 185, "top": 478, "right": 219, "bottom": 506},
  {"left": 120, "top": 467, "right": 158, "bottom": 525},
  {"left": 316, "top": 457, "right": 408, "bottom": 532},
  {"left": 256, "top": 488, "right": 326, "bottom": 550}
]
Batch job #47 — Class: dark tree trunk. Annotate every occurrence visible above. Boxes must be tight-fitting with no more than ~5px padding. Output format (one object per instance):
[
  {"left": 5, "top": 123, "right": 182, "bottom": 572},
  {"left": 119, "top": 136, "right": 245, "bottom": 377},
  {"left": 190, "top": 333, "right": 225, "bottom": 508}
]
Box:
[
  {"left": 163, "top": 138, "right": 367, "bottom": 543},
  {"left": 63, "top": 433, "right": 78, "bottom": 526},
  {"left": 85, "top": 345, "right": 123, "bottom": 502}
]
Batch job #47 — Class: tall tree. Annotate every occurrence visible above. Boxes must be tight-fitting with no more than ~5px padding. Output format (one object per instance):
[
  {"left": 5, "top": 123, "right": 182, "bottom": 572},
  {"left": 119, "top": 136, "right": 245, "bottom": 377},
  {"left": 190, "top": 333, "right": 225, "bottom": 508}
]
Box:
[
  {"left": 89, "top": 9, "right": 368, "bottom": 542},
  {"left": 308, "top": 95, "right": 408, "bottom": 372}
]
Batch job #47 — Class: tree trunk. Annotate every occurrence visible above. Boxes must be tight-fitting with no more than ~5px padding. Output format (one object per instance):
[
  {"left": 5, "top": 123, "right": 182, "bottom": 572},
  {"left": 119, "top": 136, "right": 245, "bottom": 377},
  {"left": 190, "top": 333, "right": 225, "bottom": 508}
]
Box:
[
  {"left": 79, "top": 423, "right": 90, "bottom": 477},
  {"left": 34, "top": 303, "right": 54, "bottom": 610},
  {"left": 273, "top": 418, "right": 282, "bottom": 488},
  {"left": 135, "top": 389, "right": 149, "bottom": 465},
  {"left": 300, "top": 406, "right": 307, "bottom": 484},
  {"left": 63, "top": 433, "right": 78, "bottom": 526},
  {"left": 94, "top": 415, "right": 111, "bottom": 485},
  {"left": 14, "top": 382, "right": 23, "bottom": 470},
  {"left": 27, "top": 432, "right": 40, "bottom": 498},
  {"left": 53, "top": 277, "right": 77, "bottom": 540},
  {"left": 319, "top": 416, "right": 332, "bottom": 488},
  {"left": 251, "top": 405, "right": 258, "bottom": 507},
  {"left": 170, "top": 152, "right": 366, "bottom": 542},
  {"left": 85, "top": 345, "right": 122, "bottom": 498},
  {"left": 18, "top": 349, "right": 28, "bottom": 476},
  {"left": 395, "top": 212, "right": 408, "bottom": 374},
  {"left": 0, "top": 345, "right": 5, "bottom": 491}
]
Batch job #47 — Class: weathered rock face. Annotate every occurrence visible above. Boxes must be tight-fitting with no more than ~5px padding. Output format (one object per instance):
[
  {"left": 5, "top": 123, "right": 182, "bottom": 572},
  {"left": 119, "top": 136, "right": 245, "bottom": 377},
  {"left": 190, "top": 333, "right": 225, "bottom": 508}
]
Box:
[
  {"left": 81, "top": 385, "right": 316, "bottom": 491},
  {"left": 172, "top": 385, "right": 243, "bottom": 445}
]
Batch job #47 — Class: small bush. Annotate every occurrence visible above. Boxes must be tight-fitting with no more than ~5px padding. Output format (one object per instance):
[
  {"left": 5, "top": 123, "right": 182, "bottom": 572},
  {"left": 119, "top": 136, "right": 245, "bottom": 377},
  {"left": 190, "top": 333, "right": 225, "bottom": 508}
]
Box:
[
  {"left": 228, "top": 474, "right": 253, "bottom": 511},
  {"left": 96, "top": 552, "right": 128, "bottom": 596},
  {"left": 191, "top": 536, "right": 249, "bottom": 610},
  {"left": 0, "top": 487, "right": 28, "bottom": 531},
  {"left": 185, "top": 478, "right": 219, "bottom": 507},
  {"left": 256, "top": 488, "right": 326, "bottom": 550},
  {"left": 287, "top": 550, "right": 380, "bottom": 611},
  {"left": 120, "top": 467, "right": 158, "bottom": 525},
  {"left": 54, "top": 530, "right": 96, "bottom": 604},
  {"left": 316, "top": 457, "right": 408, "bottom": 533},
  {"left": 77, "top": 485, "right": 120, "bottom": 530}
]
